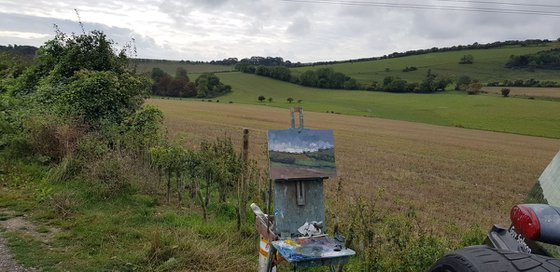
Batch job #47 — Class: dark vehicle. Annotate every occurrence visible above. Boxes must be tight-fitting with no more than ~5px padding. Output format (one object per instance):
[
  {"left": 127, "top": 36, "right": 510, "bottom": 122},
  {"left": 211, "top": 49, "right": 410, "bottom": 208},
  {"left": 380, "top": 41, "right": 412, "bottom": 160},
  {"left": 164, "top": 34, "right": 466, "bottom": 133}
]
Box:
[{"left": 430, "top": 152, "right": 560, "bottom": 272}]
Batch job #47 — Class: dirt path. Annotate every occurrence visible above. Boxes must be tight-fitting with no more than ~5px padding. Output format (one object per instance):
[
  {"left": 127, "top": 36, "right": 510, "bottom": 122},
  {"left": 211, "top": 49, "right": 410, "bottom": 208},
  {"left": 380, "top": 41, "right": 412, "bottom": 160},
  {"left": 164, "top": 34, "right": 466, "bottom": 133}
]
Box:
[
  {"left": 0, "top": 209, "right": 48, "bottom": 272},
  {"left": 0, "top": 236, "right": 37, "bottom": 272}
]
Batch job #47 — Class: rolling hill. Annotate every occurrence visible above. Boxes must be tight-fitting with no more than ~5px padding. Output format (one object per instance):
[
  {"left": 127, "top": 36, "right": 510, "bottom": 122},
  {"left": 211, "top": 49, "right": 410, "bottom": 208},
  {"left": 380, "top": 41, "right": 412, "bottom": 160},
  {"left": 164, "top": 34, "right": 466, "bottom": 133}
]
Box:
[{"left": 290, "top": 42, "right": 560, "bottom": 84}]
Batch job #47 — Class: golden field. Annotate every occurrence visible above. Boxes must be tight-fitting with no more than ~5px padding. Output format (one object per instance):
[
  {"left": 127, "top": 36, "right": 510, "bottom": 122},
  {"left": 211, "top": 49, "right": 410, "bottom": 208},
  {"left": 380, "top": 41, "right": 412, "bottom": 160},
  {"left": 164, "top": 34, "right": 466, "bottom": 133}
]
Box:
[{"left": 148, "top": 98, "right": 560, "bottom": 237}]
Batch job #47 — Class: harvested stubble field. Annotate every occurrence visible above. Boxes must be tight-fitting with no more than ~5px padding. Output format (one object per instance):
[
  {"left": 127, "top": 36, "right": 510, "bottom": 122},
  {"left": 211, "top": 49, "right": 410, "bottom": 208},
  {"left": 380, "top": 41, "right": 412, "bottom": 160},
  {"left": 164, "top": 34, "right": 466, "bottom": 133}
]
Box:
[
  {"left": 482, "top": 87, "right": 560, "bottom": 99},
  {"left": 149, "top": 98, "right": 560, "bottom": 238}
]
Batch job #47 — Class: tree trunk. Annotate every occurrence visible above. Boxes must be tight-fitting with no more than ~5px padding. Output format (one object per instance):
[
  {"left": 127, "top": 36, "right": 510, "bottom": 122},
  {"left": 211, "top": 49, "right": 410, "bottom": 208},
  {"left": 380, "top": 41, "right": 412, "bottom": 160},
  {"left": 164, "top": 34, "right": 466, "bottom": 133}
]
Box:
[
  {"left": 167, "top": 171, "right": 171, "bottom": 203},
  {"left": 219, "top": 182, "right": 227, "bottom": 203},
  {"left": 176, "top": 171, "right": 182, "bottom": 203},
  {"left": 204, "top": 174, "right": 210, "bottom": 208},
  {"left": 195, "top": 179, "right": 207, "bottom": 221}
]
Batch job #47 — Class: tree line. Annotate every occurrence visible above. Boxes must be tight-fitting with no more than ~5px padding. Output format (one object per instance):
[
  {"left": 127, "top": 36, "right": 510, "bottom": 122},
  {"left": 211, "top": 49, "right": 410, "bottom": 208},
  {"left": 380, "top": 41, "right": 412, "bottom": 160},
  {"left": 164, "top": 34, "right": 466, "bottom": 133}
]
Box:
[
  {"left": 237, "top": 64, "right": 361, "bottom": 90},
  {"left": 7, "top": 38, "right": 557, "bottom": 70},
  {"left": 506, "top": 48, "right": 560, "bottom": 70},
  {"left": 303, "top": 39, "right": 556, "bottom": 67},
  {"left": 370, "top": 70, "right": 451, "bottom": 93},
  {"left": 487, "top": 78, "right": 559, "bottom": 88},
  {"left": 0, "top": 44, "right": 37, "bottom": 57},
  {"left": 150, "top": 67, "right": 231, "bottom": 98}
]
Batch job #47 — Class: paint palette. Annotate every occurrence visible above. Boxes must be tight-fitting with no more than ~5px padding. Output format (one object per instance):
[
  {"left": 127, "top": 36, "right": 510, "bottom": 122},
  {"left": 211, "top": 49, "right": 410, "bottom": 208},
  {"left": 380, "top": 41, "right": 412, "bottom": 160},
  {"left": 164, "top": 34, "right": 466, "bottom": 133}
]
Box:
[{"left": 271, "top": 236, "right": 355, "bottom": 266}]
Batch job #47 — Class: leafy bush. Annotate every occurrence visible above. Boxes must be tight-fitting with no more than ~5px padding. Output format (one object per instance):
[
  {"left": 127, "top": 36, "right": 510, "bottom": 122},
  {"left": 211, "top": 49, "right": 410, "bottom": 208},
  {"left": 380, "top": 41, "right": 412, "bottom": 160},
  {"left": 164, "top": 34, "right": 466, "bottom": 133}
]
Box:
[
  {"left": 402, "top": 66, "right": 417, "bottom": 72},
  {"left": 466, "top": 82, "right": 483, "bottom": 95},
  {"left": 337, "top": 194, "right": 453, "bottom": 271},
  {"left": 459, "top": 54, "right": 474, "bottom": 64},
  {"left": 455, "top": 75, "right": 472, "bottom": 91},
  {"left": 501, "top": 88, "right": 511, "bottom": 97}
]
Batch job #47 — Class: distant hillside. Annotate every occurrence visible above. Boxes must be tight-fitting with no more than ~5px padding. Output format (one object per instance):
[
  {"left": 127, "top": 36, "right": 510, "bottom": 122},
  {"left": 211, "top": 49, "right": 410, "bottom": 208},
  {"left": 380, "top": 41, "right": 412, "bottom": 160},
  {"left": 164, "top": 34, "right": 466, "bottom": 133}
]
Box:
[
  {"left": 290, "top": 42, "right": 560, "bottom": 84},
  {"left": 133, "top": 40, "right": 560, "bottom": 87}
]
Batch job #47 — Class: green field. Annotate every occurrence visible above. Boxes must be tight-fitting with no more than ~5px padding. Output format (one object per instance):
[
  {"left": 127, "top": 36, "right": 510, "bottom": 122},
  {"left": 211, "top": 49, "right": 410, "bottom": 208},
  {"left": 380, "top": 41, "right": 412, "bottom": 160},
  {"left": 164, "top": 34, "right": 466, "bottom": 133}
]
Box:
[
  {"left": 209, "top": 72, "right": 560, "bottom": 138},
  {"left": 291, "top": 43, "right": 560, "bottom": 83},
  {"left": 134, "top": 59, "right": 234, "bottom": 75}
]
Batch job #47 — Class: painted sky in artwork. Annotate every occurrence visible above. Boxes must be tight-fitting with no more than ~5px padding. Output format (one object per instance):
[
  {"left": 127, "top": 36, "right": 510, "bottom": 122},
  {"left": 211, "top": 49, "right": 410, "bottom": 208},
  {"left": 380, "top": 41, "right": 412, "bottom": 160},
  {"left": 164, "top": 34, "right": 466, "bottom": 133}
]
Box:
[{"left": 268, "top": 129, "right": 334, "bottom": 154}]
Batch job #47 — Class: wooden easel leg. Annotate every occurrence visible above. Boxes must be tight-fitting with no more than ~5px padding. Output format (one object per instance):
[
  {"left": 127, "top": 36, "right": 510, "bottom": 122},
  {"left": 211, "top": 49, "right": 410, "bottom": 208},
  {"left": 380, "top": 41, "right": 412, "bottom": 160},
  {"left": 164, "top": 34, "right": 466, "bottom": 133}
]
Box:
[{"left": 265, "top": 247, "right": 277, "bottom": 272}]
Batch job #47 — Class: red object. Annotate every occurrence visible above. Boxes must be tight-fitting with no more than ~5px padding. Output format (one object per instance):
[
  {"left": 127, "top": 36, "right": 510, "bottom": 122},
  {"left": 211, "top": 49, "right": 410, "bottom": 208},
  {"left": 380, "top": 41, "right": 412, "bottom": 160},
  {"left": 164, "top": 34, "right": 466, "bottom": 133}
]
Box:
[{"left": 510, "top": 205, "right": 541, "bottom": 240}]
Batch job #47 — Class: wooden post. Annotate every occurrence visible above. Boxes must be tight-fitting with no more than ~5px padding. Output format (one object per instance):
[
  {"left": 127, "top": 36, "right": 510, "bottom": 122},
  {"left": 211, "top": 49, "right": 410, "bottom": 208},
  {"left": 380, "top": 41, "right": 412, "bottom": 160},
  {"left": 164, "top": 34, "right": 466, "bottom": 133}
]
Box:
[{"left": 238, "top": 128, "right": 249, "bottom": 229}]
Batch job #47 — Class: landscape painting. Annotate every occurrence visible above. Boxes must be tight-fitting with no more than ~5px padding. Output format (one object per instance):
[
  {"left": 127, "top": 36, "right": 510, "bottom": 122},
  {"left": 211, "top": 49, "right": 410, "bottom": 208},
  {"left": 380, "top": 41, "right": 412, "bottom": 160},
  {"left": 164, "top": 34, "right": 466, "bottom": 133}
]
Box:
[{"left": 268, "top": 129, "right": 336, "bottom": 180}]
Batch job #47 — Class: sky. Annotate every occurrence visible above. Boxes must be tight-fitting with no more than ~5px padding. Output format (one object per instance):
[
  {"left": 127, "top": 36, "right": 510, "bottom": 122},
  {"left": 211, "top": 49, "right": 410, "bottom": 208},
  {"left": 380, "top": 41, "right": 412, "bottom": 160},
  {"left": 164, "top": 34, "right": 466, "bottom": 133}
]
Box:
[
  {"left": 268, "top": 129, "right": 334, "bottom": 153},
  {"left": 1, "top": 0, "right": 560, "bottom": 62}
]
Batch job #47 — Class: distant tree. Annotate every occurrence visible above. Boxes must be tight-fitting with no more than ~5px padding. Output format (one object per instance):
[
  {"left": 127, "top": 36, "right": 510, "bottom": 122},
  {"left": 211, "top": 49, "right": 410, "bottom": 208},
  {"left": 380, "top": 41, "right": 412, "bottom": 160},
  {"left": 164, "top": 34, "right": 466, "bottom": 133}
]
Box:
[
  {"left": 382, "top": 76, "right": 408, "bottom": 93},
  {"left": 343, "top": 78, "right": 358, "bottom": 90},
  {"left": 196, "top": 75, "right": 208, "bottom": 98},
  {"left": 258, "top": 95, "right": 265, "bottom": 102},
  {"left": 459, "top": 54, "right": 474, "bottom": 64},
  {"left": 297, "top": 99, "right": 302, "bottom": 103},
  {"left": 195, "top": 73, "right": 230, "bottom": 98},
  {"left": 270, "top": 66, "right": 291, "bottom": 81},
  {"left": 466, "top": 82, "right": 483, "bottom": 95},
  {"left": 168, "top": 78, "right": 191, "bottom": 97},
  {"left": 418, "top": 69, "right": 451, "bottom": 93},
  {"left": 402, "top": 66, "right": 417, "bottom": 72},
  {"left": 455, "top": 75, "right": 472, "bottom": 91},
  {"left": 268, "top": 97, "right": 273, "bottom": 103},
  {"left": 157, "top": 74, "right": 173, "bottom": 96},
  {"left": 299, "top": 70, "right": 318, "bottom": 87},
  {"left": 287, "top": 97, "right": 294, "bottom": 103},
  {"left": 501, "top": 88, "right": 511, "bottom": 97},
  {"left": 175, "top": 67, "right": 189, "bottom": 81},
  {"left": 255, "top": 65, "right": 269, "bottom": 76},
  {"left": 151, "top": 67, "right": 166, "bottom": 83}
]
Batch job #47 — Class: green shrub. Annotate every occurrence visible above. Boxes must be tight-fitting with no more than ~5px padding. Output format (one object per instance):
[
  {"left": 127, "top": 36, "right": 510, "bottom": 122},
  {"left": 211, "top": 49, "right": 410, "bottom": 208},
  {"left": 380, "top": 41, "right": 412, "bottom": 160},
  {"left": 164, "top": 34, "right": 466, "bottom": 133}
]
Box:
[{"left": 501, "top": 88, "right": 511, "bottom": 97}]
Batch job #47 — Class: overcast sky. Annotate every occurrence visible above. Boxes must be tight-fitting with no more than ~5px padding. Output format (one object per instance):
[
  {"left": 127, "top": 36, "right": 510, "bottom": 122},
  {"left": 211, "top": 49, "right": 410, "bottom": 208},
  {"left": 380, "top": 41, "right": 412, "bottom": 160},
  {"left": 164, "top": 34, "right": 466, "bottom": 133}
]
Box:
[{"left": 1, "top": 0, "right": 559, "bottom": 62}]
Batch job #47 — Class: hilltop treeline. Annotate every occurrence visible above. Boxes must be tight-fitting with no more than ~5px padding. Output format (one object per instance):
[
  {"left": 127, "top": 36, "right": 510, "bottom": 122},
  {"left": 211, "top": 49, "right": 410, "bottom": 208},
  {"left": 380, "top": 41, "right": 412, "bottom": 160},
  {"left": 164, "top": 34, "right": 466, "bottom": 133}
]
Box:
[
  {"left": 155, "top": 38, "right": 558, "bottom": 67},
  {"left": 5, "top": 38, "right": 557, "bottom": 68},
  {"left": 0, "top": 44, "right": 37, "bottom": 57},
  {"left": 506, "top": 48, "right": 560, "bottom": 70},
  {"left": 150, "top": 67, "right": 231, "bottom": 98},
  {"left": 303, "top": 39, "right": 556, "bottom": 66},
  {"left": 224, "top": 39, "right": 557, "bottom": 67}
]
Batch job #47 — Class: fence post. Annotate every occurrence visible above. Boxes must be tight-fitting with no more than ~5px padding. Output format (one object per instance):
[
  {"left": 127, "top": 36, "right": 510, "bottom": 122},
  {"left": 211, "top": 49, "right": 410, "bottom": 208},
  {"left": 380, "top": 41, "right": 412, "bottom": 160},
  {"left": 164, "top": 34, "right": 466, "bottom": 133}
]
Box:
[{"left": 238, "top": 128, "right": 249, "bottom": 229}]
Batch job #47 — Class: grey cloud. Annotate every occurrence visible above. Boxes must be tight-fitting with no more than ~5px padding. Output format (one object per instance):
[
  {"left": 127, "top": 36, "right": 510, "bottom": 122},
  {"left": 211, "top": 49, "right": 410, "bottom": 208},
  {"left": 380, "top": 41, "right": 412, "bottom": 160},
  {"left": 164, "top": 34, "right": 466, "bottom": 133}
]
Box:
[
  {"left": 0, "top": 12, "right": 185, "bottom": 60},
  {"left": 286, "top": 17, "right": 311, "bottom": 36},
  {"left": 2, "top": 1, "right": 560, "bottom": 62}
]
